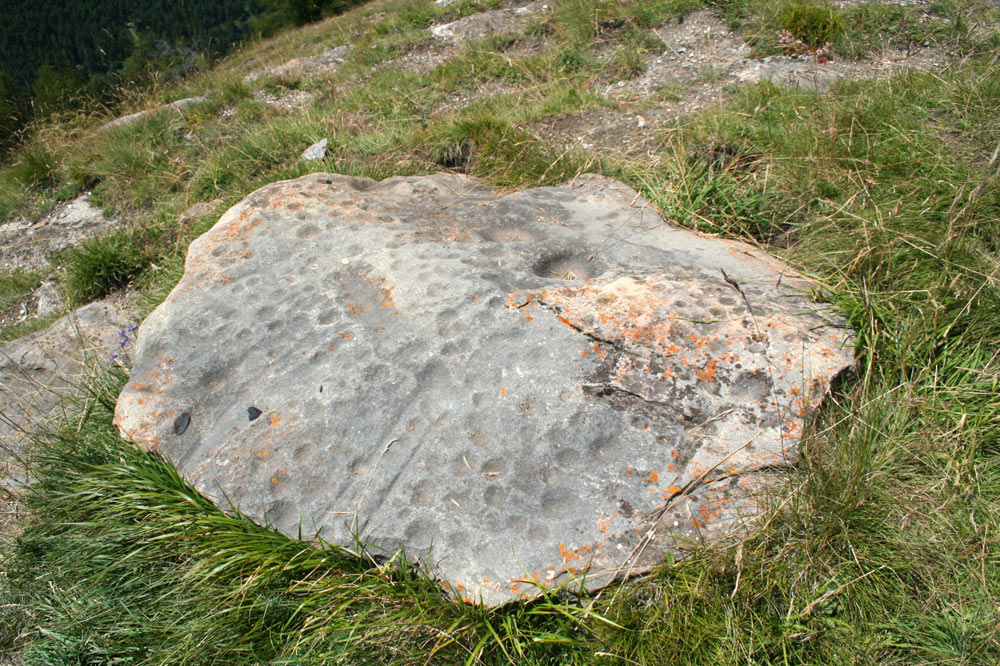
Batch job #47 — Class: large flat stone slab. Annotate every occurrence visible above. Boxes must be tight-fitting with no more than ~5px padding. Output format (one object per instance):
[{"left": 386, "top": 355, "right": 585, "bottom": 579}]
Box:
[{"left": 115, "top": 173, "right": 853, "bottom": 605}]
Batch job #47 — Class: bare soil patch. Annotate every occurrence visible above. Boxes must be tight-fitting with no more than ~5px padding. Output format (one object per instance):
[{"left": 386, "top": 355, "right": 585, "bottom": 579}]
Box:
[{"left": 529, "top": 9, "right": 952, "bottom": 159}]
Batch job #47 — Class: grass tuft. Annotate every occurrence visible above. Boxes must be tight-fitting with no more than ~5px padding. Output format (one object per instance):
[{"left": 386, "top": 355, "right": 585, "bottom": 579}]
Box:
[
  {"left": 777, "top": 1, "right": 843, "bottom": 48},
  {"left": 6, "top": 145, "right": 59, "bottom": 189},
  {"left": 59, "top": 230, "right": 152, "bottom": 305}
]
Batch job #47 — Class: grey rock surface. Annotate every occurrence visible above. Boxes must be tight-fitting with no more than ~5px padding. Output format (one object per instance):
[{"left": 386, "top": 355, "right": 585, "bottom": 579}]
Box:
[
  {"left": 0, "top": 194, "right": 121, "bottom": 272},
  {"left": 33, "top": 280, "right": 64, "bottom": 317},
  {"left": 253, "top": 88, "right": 315, "bottom": 111},
  {"left": 2, "top": 297, "right": 137, "bottom": 488},
  {"left": 736, "top": 56, "right": 848, "bottom": 91},
  {"left": 243, "top": 45, "right": 350, "bottom": 82},
  {"left": 179, "top": 200, "right": 220, "bottom": 224},
  {"left": 98, "top": 96, "right": 208, "bottom": 132},
  {"left": 300, "top": 138, "right": 329, "bottom": 161},
  {"left": 431, "top": 3, "right": 543, "bottom": 43},
  {"left": 115, "top": 172, "right": 854, "bottom": 605}
]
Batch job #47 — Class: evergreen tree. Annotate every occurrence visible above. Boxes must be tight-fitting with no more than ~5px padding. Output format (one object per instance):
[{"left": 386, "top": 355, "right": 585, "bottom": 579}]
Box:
[
  {"left": 32, "top": 62, "right": 86, "bottom": 118},
  {"left": 0, "top": 71, "right": 30, "bottom": 160}
]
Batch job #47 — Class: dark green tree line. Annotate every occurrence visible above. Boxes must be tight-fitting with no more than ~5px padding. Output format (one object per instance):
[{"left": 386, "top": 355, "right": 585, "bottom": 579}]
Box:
[{"left": 0, "top": 0, "right": 371, "bottom": 162}]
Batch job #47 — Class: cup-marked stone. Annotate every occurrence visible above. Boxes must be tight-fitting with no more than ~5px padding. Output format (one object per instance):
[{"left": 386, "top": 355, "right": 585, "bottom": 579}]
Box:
[{"left": 115, "top": 172, "right": 854, "bottom": 606}]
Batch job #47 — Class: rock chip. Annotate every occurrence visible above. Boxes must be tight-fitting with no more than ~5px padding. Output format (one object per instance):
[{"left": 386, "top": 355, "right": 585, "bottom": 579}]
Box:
[
  {"left": 115, "top": 172, "right": 854, "bottom": 605},
  {"left": 736, "top": 55, "right": 849, "bottom": 91},
  {"left": 300, "top": 138, "right": 329, "bottom": 161},
  {"left": 178, "top": 200, "right": 220, "bottom": 224},
  {"left": 33, "top": 280, "right": 64, "bottom": 317},
  {"left": 253, "top": 88, "right": 316, "bottom": 111}
]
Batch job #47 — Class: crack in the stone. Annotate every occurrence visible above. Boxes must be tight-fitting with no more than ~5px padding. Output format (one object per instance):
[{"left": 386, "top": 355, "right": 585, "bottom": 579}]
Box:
[
  {"left": 533, "top": 297, "right": 629, "bottom": 352},
  {"left": 531, "top": 296, "right": 682, "bottom": 419},
  {"left": 529, "top": 294, "right": 785, "bottom": 513},
  {"left": 532, "top": 297, "right": 675, "bottom": 411},
  {"left": 581, "top": 380, "right": 662, "bottom": 408}
]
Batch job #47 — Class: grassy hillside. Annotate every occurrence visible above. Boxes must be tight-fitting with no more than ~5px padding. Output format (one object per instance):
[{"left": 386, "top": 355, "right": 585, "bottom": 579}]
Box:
[{"left": 2, "top": 0, "right": 1000, "bottom": 663}]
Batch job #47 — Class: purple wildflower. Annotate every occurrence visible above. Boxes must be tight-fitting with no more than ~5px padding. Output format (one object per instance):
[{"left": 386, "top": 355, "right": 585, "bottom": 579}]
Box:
[{"left": 119, "top": 330, "right": 129, "bottom": 347}]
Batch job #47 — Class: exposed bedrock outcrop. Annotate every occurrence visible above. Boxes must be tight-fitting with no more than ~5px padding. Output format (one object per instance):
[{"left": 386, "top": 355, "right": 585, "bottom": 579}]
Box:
[
  {"left": 115, "top": 172, "right": 854, "bottom": 605},
  {"left": 2, "top": 297, "right": 137, "bottom": 487}
]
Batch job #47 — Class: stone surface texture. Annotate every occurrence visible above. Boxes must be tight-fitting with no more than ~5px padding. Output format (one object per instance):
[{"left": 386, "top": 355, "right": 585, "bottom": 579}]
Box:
[
  {"left": 243, "top": 45, "right": 350, "bottom": 83},
  {"left": 0, "top": 194, "right": 121, "bottom": 272},
  {"left": 115, "top": 172, "right": 854, "bottom": 606},
  {"left": 98, "top": 96, "right": 208, "bottom": 132},
  {"left": 431, "top": 3, "right": 544, "bottom": 43},
  {"left": 300, "top": 138, "right": 329, "bottom": 161},
  {"left": 2, "top": 297, "right": 137, "bottom": 488}
]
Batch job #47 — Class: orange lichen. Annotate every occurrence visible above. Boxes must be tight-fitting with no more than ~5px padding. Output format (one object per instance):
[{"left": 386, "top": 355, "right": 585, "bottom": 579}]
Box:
[
  {"left": 559, "top": 543, "right": 594, "bottom": 563},
  {"left": 696, "top": 359, "right": 719, "bottom": 382},
  {"left": 649, "top": 470, "right": 659, "bottom": 483}
]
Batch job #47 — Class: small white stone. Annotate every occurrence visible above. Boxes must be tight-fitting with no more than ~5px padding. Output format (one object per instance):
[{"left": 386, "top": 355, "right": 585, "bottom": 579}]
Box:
[{"left": 300, "top": 138, "right": 329, "bottom": 162}]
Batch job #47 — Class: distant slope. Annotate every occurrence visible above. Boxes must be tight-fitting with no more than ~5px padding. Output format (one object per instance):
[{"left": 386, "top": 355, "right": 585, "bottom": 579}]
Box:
[{"left": 0, "top": 0, "right": 260, "bottom": 92}]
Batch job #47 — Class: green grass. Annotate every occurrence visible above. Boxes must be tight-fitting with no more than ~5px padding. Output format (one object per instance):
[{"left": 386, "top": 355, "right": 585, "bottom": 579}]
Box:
[
  {"left": 0, "top": 312, "right": 62, "bottom": 343},
  {"left": 2, "top": 366, "right": 619, "bottom": 665},
  {"left": 1, "top": 0, "right": 1000, "bottom": 663},
  {"left": 0, "top": 270, "right": 41, "bottom": 313},
  {"left": 735, "top": 0, "right": 1000, "bottom": 58},
  {"left": 0, "top": 270, "right": 58, "bottom": 341},
  {"left": 58, "top": 229, "right": 154, "bottom": 305}
]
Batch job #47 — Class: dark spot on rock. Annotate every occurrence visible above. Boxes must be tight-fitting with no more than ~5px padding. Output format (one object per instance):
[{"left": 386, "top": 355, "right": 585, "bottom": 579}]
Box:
[
  {"left": 479, "top": 226, "right": 537, "bottom": 243},
  {"left": 174, "top": 412, "right": 191, "bottom": 435},
  {"left": 248, "top": 406, "right": 262, "bottom": 421},
  {"left": 533, "top": 251, "right": 600, "bottom": 280},
  {"left": 296, "top": 223, "right": 320, "bottom": 239}
]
